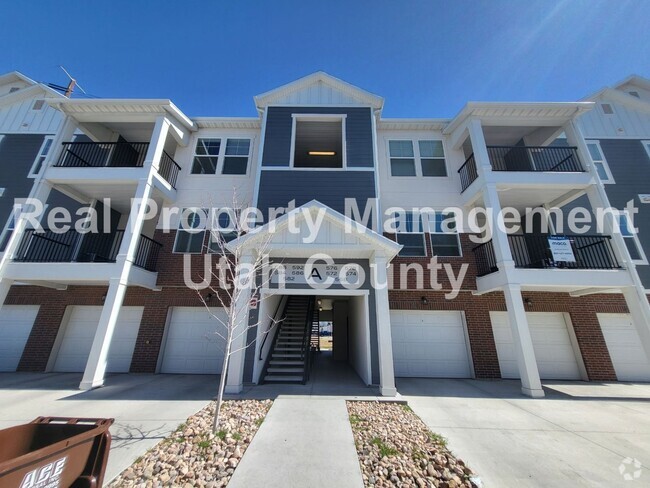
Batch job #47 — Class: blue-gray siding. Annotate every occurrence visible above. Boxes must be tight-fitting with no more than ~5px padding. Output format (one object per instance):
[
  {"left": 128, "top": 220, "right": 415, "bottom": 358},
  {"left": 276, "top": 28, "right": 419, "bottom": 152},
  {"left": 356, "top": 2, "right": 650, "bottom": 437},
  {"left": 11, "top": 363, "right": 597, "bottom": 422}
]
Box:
[
  {"left": 256, "top": 170, "right": 376, "bottom": 216},
  {"left": 262, "top": 107, "right": 374, "bottom": 168}
]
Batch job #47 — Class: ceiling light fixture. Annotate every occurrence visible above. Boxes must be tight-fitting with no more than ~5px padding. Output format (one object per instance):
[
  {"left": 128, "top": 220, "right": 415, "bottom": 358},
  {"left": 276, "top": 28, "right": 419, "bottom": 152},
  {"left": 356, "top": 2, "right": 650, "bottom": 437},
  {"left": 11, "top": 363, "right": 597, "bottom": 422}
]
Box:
[{"left": 309, "top": 151, "right": 336, "bottom": 156}]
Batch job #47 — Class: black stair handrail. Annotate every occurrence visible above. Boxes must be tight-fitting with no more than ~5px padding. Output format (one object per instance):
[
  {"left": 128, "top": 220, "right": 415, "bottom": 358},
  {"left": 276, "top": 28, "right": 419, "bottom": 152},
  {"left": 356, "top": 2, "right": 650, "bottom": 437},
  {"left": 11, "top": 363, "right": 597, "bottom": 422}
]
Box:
[{"left": 259, "top": 296, "right": 290, "bottom": 384}]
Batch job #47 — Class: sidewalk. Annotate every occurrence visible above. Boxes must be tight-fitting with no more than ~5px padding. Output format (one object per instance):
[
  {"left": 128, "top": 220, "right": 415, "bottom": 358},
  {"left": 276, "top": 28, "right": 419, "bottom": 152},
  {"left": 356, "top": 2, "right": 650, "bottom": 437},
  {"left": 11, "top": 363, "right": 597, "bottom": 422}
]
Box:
[{"left": 228, "top": 397, "right": 364, "bottom": 488}]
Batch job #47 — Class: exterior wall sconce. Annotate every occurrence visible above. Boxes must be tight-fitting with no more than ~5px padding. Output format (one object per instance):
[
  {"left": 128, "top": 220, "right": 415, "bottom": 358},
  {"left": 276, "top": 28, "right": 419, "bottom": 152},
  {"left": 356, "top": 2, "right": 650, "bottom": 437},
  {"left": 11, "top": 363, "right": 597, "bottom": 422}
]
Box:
[{"left": 421, "top": 296, "right": 428, "bottom": 305}]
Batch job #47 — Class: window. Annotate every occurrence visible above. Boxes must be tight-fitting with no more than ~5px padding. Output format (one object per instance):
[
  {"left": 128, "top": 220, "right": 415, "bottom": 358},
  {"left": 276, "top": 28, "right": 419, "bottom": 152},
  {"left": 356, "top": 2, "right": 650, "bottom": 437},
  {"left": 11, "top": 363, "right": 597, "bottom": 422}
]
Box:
[
  {"left": 28, "top": 136, "right": 54, "bottom": 177},
  {"left": 223, "top": 139, "right": 250, "bottom": 175},
  {"left": 618, "top": 212, "right": 648, "bottom": 264},
  {"left": 208, "top": 210, "right": 239, "bottom": 252},
  {"left": 389, "top": 141, "right": 416, "bottom": 176},
  {"left": 191, "top": 137, "right": 251, "bottom": 175},
  {"left": 601, "top": 103, "right": 614, "bottom": 115},
  {"left": 419, "top": 140, "right": 447, "bottom": 176},
  {"left": 173, "top": 208, "right": 207, "bottom": 253},
  {"left": 586, "top": 141, "right": 614, "bottom": 183},
  {"left": 429, "top": 212, "right": 461, "bottom": 257},
  {"left": 0, "top": 213, "right": 16, "bottom": 252},
  {"left": 191, "top": 138, "right": 221, "bottom": 174},
  {"left": 389, "top": 140, "right": 447, "bottom": 177},
  {"left": 292, "top": 117, "right": 344, "bottom": 168},
  {"left": 393, "top": 211, "right": 426, "bottom": 257}
]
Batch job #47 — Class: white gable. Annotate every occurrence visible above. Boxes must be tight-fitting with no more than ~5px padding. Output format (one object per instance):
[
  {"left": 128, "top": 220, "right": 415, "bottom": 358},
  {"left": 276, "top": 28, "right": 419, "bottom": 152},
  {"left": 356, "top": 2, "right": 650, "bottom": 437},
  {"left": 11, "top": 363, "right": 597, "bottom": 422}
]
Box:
[{"left": 254, "top": 72, "right": 383, "bottom": 111}]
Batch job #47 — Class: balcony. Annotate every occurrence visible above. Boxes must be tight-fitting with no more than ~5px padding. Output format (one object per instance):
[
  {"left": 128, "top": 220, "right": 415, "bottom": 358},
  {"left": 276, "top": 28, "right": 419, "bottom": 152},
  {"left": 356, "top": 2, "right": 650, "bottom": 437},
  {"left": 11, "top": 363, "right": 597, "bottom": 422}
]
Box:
[
  {"left": 459, "top": 145, "right": 585, "bottom": 192},
  {"left": 14, "top": 229, "right": 162, "bottom": 272},
  {"left": 473, "top": 234, "right": 620, "bottom": 278},
  {"left": 52, "top": 141, "right": 181, "bottom": 188}
]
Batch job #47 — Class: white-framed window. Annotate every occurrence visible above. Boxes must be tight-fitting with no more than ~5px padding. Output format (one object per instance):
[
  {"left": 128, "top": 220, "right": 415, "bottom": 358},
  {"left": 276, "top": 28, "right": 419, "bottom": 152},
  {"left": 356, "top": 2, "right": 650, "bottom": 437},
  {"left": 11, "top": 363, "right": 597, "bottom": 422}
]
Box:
[
  {"left": 173, "top": 208, "right": 208, "bottom": 253},
  {"left": 586, "top": 141, "right": 615, "bottom": 183},
  {"left": 428, "top": 212, "right": 462, "bottom": 257},
  {"left": 0, "top": 212, "right": 16, "bottom": 252},
  {"left": 190, "top": 137, "right": 251, "bottom": 175},
  {"left": 393, "top": 210, "right": 426, "bottom": 257},
  {"left": 290, "top": 114, "right": 346, "bottom": 169},
  {"left": 388, "top": 139, "right": 447, "bottom": 177},
  {"left": 28, "top": 136, "right": 55, "bottom": 178},
  {"left": 617, "top": 211, "right": 648, "bottom": 265},
  {"left": 208, "top": 210, "right": 239, "bottom": 253}
]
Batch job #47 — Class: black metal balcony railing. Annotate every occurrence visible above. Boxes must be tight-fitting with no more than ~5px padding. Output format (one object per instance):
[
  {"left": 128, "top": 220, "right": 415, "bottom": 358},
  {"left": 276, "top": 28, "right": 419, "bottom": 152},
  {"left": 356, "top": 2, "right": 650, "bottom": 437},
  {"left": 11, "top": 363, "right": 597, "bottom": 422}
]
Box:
[
  {"left": 54, "top": 142, "right": 181, "bottom": 189},
  {"left": 14, "top": 229, "right": 162, "bottom": 272},
  {"left": 159, "top": 150, "right": 182, "bottom": 189},
  {"left": 458, "top": 154, "right": 478, "bottom": 192},
  {"left": 458, "top": 145, "right": 584, "bottom": 193},
  {"left": 56, "top": 142, "right": 149, "bottom": 168},
  {"left": 487, "top": 146, "right": 584, "bottom": 173},
  {"left": 473, "top": 234, "right": 621, "bottom": 277}
]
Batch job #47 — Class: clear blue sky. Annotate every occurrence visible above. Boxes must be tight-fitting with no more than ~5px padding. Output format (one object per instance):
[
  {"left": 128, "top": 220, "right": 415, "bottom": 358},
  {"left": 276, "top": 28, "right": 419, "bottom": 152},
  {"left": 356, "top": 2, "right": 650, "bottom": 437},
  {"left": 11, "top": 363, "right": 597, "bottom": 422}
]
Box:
[{"left": 2, "top": 0, "right": 648, "bottom": 118}]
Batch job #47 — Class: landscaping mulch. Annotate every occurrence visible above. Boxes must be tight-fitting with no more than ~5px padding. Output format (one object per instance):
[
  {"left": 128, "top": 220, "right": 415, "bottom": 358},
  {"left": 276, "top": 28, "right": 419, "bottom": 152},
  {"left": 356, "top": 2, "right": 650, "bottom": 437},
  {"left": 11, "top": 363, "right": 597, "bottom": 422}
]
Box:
[
  {"left": 347, "top": 401, "right": 479, "bottom": 488},
  {"left": 108, "top": 399, "right": 272, "bottom": 488}
]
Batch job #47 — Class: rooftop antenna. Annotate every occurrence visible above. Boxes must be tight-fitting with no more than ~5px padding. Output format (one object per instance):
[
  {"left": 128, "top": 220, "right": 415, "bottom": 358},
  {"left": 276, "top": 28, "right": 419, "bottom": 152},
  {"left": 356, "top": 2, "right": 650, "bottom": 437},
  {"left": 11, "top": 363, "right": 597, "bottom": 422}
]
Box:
[{"left": 59, "top": 66, "right": 88, "bottom": 98}]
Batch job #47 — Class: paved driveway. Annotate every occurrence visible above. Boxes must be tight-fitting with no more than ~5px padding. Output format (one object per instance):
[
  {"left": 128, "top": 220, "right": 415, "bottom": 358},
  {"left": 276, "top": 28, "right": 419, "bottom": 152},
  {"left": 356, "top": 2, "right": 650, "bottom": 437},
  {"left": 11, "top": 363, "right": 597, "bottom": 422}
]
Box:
[
  {"left": 0, "top": 373, "right": 217, "bottom": 482},
  {"left": 398, "top": 378, "right": 650, "bottom": 487}
]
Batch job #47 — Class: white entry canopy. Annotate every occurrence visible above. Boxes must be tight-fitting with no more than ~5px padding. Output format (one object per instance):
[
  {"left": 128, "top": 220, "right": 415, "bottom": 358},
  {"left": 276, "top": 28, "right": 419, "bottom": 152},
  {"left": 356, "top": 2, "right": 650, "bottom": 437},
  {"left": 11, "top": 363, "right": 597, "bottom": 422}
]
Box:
[{"left": 227, "top": 200, "right": 402, "bottom": 260}]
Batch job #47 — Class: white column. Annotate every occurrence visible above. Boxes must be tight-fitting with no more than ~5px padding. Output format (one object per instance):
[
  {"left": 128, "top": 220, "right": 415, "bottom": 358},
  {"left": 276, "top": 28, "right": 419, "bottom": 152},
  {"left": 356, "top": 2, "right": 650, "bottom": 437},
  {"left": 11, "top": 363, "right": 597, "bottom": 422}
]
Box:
[
  {"left": 482, "top": 183, "right": 516, "bottom": 270},
  {"left": 504, "top": 284, "right": 544, "bottom": 398},
  {"left": 225, "top": 251, "right": 254, "bottom": 394},
  {"left": 79, "top": 117, "right": 170, "bottom": 390},
  {"left": 467, "top": 118, "right": 493, "bottom": 180},
  {"left": 372, "top": 253, "right": 397, "bottom": 396}
]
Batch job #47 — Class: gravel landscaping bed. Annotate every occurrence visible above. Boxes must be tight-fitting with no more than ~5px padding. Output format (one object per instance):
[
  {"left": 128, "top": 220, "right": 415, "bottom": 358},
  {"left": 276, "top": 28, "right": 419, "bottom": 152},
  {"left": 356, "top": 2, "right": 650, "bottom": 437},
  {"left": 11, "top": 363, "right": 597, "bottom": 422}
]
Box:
[
  {"left": 347, "top": 401, "right": 479, "bottom": 488},
  {"left": 109, "top": 399, "right": 272, "bottom": 488}
]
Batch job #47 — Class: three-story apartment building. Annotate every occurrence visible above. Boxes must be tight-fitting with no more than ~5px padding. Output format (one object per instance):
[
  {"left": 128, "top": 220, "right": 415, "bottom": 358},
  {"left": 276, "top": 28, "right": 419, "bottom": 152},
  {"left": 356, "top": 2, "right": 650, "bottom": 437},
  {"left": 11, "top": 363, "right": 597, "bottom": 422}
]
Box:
[{"left": 1, "top": 71, "right": 649, "bottom": 398}]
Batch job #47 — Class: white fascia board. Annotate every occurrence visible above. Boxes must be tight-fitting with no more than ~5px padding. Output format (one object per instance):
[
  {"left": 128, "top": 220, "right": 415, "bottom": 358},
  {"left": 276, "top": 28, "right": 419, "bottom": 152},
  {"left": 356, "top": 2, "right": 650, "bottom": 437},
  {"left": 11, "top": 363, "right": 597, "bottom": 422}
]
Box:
[
  {"left": 378, "top": 118, "right": 450, "bottom": 131},
  {"left": 193, "top": 117, "right": 262, "bottom": 129}
]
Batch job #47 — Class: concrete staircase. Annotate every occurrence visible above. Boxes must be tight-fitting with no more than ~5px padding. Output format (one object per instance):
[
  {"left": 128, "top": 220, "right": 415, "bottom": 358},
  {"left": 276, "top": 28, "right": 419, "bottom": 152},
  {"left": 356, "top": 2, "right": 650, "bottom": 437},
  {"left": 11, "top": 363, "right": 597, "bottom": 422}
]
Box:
[{"left": 263, "top": 296, "right": 313, "bottom": 384}]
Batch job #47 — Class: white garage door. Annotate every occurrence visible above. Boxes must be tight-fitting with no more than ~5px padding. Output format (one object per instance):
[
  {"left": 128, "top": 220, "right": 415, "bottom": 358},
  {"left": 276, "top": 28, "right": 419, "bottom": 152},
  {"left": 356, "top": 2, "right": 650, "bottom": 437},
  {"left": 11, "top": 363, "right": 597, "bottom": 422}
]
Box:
[
  {"left": 390, "top": 311, "right": 472, "bottom": 378},
  {"left": 599, "top": 313, "right": 650, "bottom": 382},
  {"left": 491, "top": 312, "right": 582, "bottom": 380},
  {"left": 160, "top": 307, "right": 227, "bottom": 374},
  {"left": 0, "top": 305, "right": 39, "bottom": 372},
  {"left": 53, "top": 306, "right": 143, "bottom": 373}
]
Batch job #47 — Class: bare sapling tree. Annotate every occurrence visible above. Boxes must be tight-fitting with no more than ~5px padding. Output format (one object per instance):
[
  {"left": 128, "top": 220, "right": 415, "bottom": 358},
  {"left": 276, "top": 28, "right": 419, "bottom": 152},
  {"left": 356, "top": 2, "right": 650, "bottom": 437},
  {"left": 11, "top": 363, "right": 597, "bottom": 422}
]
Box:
[{"left": 192, "top": 192, "right": 282, "bottom": 431}]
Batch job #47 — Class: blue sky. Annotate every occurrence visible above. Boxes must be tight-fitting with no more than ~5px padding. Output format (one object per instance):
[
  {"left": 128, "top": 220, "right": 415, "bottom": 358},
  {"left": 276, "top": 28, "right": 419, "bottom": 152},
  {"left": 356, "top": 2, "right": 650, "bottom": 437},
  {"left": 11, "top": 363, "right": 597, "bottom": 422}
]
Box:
[{"left": 1, "top": 0, "right": 649, "bottom": 118}]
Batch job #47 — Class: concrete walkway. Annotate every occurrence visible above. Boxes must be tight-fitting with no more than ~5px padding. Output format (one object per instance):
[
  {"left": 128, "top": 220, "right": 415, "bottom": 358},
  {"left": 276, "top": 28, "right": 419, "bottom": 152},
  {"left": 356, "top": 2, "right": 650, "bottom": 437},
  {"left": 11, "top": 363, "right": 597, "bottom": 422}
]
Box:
[
  {"left": 398, "top": 378, "right": 650, "bottom": 488},
  {"left": 228, "top": 397, "right": 364, "bottom": 488}
]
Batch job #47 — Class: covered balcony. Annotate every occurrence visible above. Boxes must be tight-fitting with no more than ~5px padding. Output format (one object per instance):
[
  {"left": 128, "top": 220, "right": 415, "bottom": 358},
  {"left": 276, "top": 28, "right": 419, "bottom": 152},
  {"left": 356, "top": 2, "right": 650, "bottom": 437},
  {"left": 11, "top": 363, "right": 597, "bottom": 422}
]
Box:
[{"left": 459, "top": 145, "right": 585, "bottom": 192}]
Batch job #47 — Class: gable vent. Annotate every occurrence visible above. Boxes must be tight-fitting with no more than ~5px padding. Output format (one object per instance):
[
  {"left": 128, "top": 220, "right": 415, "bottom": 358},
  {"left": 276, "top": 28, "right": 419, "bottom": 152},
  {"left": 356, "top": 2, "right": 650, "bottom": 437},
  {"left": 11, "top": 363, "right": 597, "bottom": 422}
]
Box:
[
  {"left": 9, "top": 87, "right": 19, "bottom": 93},
  {"left": 32, "top": 99, "right": 45, "bottom": 110},
  {"left": 601, "top": 103, "right": 614, "bottom": 114},
  {"left": 629, "top": 91, "right": 640, "bottom": 98}
]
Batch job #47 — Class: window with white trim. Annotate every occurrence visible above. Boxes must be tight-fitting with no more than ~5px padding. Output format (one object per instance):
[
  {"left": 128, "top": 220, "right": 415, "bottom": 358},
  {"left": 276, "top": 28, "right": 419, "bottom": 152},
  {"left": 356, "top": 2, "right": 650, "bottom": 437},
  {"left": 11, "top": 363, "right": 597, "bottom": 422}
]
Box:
[
  {"left": 618, "top": 211, "right": 648, "bottom": 265},
  {"left": 586, "top": 141, "right": 614, "bottom": 183},
  {"left": 292, "top": 116, "right": 344, "bottom": 169},
  {"left": 0, "top": 212, "right": 16, "bottom": 252},
  {"left": 28, "top": 136, "right": 54, "bottom": 177},
  {"left": 389, "top": 140, "right": 447, "bottom": 177},
  {"left": 429, "top": 212, "right": 461, "bottom": 257},
  {"left": 173, "top": 208, "right": 208, "bottom": 253},
  {"left": 208, "top": 210, "right": 239, "bottom": 253},
  {"left": 393, "top": 211, "right": 426, "bottom": 257},
  {"left": 190, "top": 138, "right": 251, "bottom": 175}
]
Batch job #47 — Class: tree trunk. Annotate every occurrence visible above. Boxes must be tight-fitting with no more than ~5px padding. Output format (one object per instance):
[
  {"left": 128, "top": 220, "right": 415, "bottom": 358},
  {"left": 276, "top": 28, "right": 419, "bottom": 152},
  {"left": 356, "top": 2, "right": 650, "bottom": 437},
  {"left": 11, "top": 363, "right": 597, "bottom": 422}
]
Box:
[{"left": 213, "top": 326, "right": 233, "bottom": 432}]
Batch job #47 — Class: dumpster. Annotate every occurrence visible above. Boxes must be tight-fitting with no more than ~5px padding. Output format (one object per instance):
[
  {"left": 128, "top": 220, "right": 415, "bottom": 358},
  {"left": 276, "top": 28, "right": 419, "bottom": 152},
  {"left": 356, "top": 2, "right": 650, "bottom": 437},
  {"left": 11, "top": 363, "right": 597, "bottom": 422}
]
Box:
[{"left": 0, "top": 417, "right": 114, "bottom": 488}]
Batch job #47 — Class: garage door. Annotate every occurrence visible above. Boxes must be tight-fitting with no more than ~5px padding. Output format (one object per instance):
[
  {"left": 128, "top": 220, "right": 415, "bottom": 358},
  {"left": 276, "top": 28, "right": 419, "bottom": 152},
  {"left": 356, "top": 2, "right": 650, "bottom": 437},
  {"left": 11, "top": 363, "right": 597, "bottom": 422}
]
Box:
[
  {"left": 53, "top": 306, "right": 143, "bottom": 373},
  {"left": 599, "top": 313, "right": 650, "bottom": 381},
  {"left": 0, "top": 305, "right": 39, "bottom": 372},
  {"left": 160, "top": 307, "right": 227, "bottom": 374},
  {"left": 491, "top": 312, "right": 582, "bottom": 380},
  {"left": 390, "top": 311, "right": 472, "bottom": 378}
]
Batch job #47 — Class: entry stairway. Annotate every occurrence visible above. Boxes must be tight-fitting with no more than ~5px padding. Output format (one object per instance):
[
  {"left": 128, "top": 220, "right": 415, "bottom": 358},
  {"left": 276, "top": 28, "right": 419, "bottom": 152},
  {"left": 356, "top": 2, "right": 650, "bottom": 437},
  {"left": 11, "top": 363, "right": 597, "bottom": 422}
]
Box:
[{"left": 262, "top": 296, "right": 318, "bottom": 384}]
